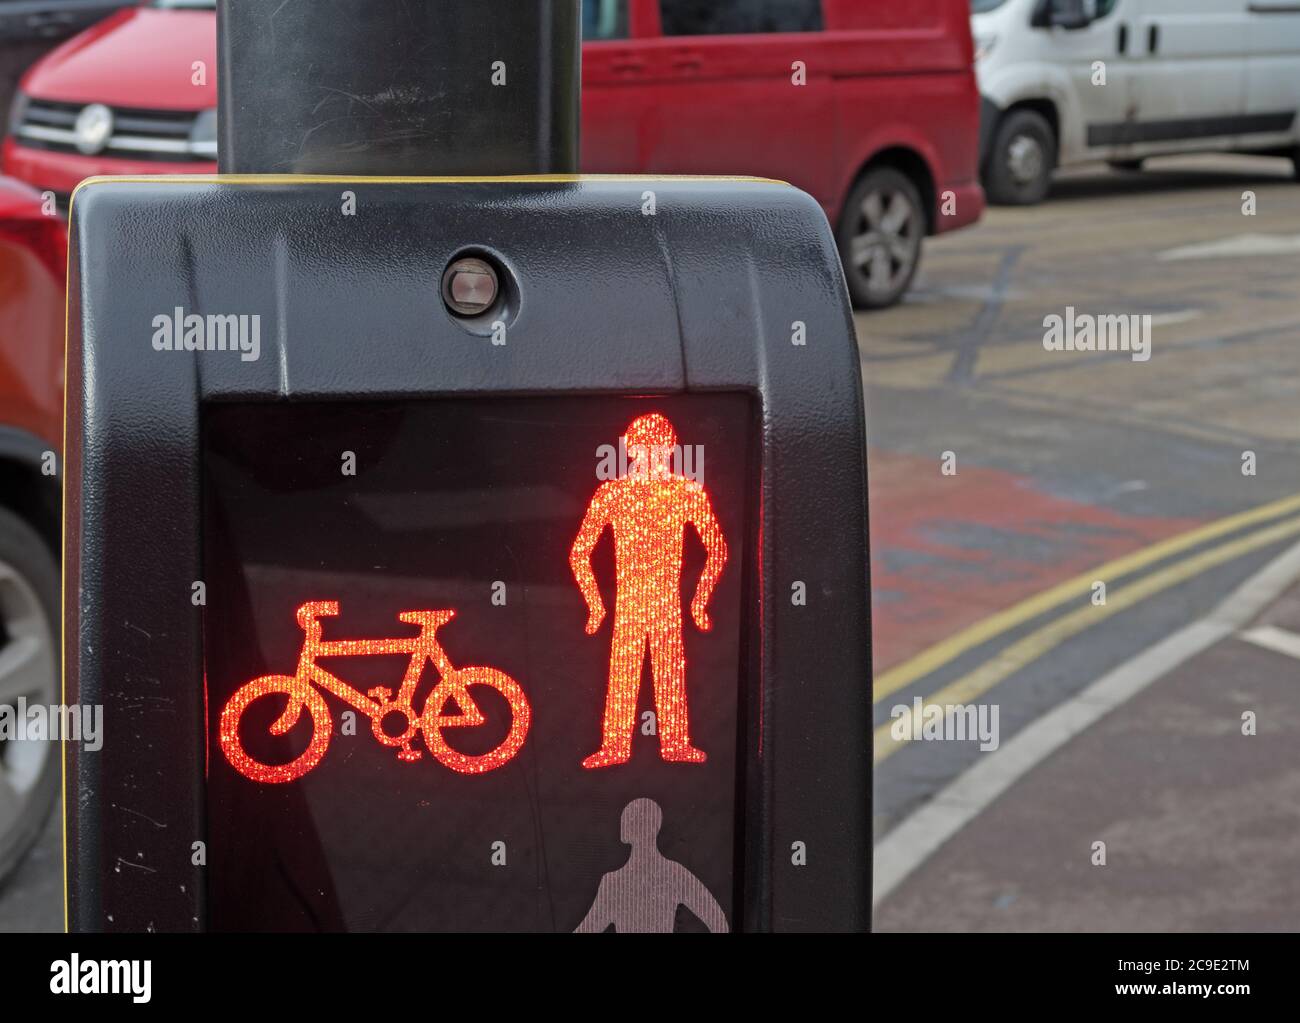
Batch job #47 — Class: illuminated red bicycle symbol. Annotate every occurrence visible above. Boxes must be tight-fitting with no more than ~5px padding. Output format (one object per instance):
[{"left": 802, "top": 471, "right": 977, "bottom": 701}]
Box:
[{"left": 219, "top": 601, "right": 531, "bottom": 783}]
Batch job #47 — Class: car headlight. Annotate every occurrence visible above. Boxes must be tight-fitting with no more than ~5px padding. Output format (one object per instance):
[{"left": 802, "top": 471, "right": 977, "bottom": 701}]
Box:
[
  {"left": 974, "top": 34, "right": 997, "bottom": 62},
  {"left": 7, "top": 90, "right": 29, "bottom": 137},
  {"left": 189, "top": 108, "right": 218, "bottom": 158}
]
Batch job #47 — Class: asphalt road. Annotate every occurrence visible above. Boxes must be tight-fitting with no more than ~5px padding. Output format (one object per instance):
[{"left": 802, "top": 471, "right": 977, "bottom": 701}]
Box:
[
  {"left": 3, "top": 154, "right": 1298, "bottom": 932},
  {"left": 866, "top": 153, "right": 1300, "bottom": 931}
]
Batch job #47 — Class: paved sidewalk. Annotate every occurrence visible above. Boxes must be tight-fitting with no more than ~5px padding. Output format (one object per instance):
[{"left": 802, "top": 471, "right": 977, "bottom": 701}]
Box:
[{"left": 876, "top": 578, "right": 1300, "bottom": 932}]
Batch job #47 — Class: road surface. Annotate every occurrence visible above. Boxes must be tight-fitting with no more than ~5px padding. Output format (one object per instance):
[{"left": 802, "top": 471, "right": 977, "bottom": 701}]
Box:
[{"left": 867, "top": 154, "right": 1300, "bottom": 931}]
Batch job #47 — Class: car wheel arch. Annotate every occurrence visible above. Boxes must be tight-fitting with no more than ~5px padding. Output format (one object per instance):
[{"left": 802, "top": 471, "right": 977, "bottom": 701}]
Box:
[
  {"left": 987, "top": 98, "right": 1062, "bottom": 172},
  {"left": 0, "top": 429, "right": 60, "bottom": 555},
  {"left": 842, "top": 147, "right": 936, "bottom": 236}
]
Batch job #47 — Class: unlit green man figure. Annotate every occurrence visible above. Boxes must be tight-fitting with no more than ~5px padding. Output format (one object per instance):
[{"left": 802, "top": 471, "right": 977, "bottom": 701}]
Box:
[{"left": 575, "top": 798, "right": 729, "bottom": 933}]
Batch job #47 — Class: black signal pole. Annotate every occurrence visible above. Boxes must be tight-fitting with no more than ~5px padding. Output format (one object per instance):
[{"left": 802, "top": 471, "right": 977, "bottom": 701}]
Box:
[{"left": 216, "top": 0, "right": 582, "bottom": 176}]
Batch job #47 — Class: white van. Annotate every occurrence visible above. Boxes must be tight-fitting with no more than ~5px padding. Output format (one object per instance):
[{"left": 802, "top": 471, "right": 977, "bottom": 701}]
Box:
[{"left": 972, "top": 0, "right": 1300, "bottom": 203}]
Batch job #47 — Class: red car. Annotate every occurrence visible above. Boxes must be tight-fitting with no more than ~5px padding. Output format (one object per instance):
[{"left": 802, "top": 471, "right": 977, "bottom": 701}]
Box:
[
  {"left": 4, "top": 0, "right": 982, "bottom": 309},
  {"left": 0, "top": 176, "right": 64, "bottom": 882},
  {"left": 3, "top": 0, "right": 217, "bottom": 195}
]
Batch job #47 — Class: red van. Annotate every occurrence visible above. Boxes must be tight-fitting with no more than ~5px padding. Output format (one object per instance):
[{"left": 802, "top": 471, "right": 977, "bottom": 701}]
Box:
[
  {"left": 583, "top": 0, "right": 984, "bottom": 306},
  {"left": 4, "top": 0, "right": 982, "bottom": 309},
  {"left": 0, "top": 176, "right": 64, "bottom": 884}
]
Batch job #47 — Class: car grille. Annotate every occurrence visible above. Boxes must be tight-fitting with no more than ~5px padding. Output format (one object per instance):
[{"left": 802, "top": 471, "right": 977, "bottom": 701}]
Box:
[{"left": 13, "top": 99, "right": 215, "bottom": 162}]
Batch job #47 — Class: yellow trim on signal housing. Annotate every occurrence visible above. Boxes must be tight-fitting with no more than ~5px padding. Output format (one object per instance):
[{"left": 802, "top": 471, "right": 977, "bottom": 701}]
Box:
[
  {"left": 70, "top": 172, "right": 790, "bottom": 208},
  {"left": 61, "top": 193, "right": 69, "bottom": 934}
]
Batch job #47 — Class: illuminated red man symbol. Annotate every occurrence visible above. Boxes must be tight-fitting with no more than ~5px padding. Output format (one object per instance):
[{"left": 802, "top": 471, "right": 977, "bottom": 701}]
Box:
[{"left": 569, "top": 413, "right": 727, "bottom": 769}]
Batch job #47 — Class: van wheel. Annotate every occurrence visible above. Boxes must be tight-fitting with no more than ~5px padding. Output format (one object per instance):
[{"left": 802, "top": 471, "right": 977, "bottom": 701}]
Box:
[
  {"left": 837, "top": 167, "right": 925, "bottom": 310},
  {"left": 985, "top": 109, "right": 1056, "bottom": 205},
  {"left": 0, "top": 506, "right": 59, "bottom": 886}
]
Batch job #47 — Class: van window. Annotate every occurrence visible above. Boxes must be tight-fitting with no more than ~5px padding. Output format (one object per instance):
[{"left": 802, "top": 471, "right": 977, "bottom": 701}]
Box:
[
  {"left": 659, "top": 0, "right": 824, "bottom": 36},
  {"left": 584, "top": 0, "right": 630, "bottom": 40}
]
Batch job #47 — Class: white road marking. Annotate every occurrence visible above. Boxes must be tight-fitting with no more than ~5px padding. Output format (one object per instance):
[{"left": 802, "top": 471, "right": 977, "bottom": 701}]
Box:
[
  {"left": 1148, "top": 309, "right": 1203, "bottom": 327},
  {"left": 1159, "top": 233, "right": 1300, "bottom": 262},
  {"left": 874, "top": 537, "right": 1300, "bottom": 909},
  {"left": 1240, "top": 624, "right": 1300, "bottom": 661}
]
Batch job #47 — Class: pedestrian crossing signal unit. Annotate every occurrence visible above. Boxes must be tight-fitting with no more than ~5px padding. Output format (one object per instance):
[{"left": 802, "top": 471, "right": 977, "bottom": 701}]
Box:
[{"left": 64, "top": 175, "right": 871, "bottom": 932}]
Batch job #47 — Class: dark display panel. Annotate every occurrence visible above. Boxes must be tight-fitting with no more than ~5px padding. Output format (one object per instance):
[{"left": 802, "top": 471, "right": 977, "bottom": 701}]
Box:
[{"left": 202, "top": 395, "right": 755, "bottom": 931}]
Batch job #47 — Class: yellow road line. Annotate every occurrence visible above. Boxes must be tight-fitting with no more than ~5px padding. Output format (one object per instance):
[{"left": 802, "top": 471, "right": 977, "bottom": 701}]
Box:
[
  {"left": 875, "top": 513, "right": 1300, "bottom": 764},
  {"left": 874, "top": 491, "right": 1300, "bottom": 704}
]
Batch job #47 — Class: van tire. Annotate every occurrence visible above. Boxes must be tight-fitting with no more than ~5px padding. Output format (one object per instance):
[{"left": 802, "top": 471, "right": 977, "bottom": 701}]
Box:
[
  {"left": 0, "top": 505, "right": 60, "bottom": 887},
  {"left": 985, "top": 109, "right": 1056, "bottom": 206},
  {"left": 836, "top": 167, "right": 925, "bottom": 310}
]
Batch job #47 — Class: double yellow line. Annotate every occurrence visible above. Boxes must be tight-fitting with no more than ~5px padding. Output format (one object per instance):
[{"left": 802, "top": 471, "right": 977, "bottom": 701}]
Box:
[{"left": 874, "top": 492, "right": 1300, "bottom": 764}]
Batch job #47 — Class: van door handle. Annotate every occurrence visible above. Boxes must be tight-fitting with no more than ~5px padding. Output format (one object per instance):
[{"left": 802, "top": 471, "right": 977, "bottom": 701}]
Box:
[
  {"left": 611, "top": 57, "right": 646, "bottom": 74},
  {"left": 1148, "top": 24, "right": 1159, "bottom": 53},
  {"left": 671, "top": 53, "right": 703, "bottom": 72},
  {"left": 1118, "top": 23, "right": 1128, "bottom": 54}
]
